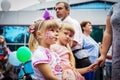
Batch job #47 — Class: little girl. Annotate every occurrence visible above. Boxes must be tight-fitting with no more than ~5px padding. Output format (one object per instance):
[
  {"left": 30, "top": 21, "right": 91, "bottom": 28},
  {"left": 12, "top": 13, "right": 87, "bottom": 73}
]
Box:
[
  {"left": 51, "top": 22, "right": 96, "bottom": 80},
  {"left": 0, "top": 35, "right": 10, "bottom": 79},
  {"left": 28, "top": 19, "right": 62, "bottom": 80},
  {"left": 0, "top": 35, "right": 8, "bottom": 61},
  {"left": 0, "top": 35, "right": 8, "bottom": 71}
]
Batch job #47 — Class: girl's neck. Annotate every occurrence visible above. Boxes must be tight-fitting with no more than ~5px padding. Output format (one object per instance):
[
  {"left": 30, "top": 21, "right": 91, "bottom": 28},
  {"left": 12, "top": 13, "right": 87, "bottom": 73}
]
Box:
[
  {"left": 57, "top": 41, "right": 66, "bottom": 46},
  {"left": 39, "top": 42, "right": 50, "bottom": 49}
]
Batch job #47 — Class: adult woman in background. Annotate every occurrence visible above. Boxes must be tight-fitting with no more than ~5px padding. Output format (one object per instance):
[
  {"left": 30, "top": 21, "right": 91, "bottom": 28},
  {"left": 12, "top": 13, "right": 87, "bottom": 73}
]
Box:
[{"left": 80, "top": 21, "right": 99, "bottom": 80}]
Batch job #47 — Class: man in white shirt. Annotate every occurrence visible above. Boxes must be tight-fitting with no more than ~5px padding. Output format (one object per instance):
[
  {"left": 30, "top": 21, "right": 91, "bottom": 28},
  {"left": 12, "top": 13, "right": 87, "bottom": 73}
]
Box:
[{"left": 55, "top": 1, "right": 83, "bottom": 51}]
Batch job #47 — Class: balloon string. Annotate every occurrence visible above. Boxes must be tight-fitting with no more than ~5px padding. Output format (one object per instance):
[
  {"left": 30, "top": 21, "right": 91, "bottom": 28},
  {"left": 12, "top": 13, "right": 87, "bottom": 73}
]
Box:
[{"left": 22, "top": 65, "right": 27, "bottom": 75}]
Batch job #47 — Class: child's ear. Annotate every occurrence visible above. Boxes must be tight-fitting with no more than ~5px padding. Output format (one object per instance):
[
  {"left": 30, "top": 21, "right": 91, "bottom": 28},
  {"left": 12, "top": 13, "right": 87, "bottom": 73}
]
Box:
[{"left": 36, "top": 31, "right": 42, "bottom": 39}]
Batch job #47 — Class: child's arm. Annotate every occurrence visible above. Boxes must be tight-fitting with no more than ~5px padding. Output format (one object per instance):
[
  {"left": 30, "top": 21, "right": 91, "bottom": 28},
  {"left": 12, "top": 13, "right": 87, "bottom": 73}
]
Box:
[
  {"left": 36, "top": 63, "right": 59, "bottom": 80},
  {"left": 77, "top": 63, "right": 97, "bottom": 74}
]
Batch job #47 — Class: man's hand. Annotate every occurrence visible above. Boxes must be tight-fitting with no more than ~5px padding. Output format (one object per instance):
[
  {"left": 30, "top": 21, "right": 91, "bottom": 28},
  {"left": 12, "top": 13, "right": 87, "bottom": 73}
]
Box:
[{"left": 95, "top": 55, "right": 106, "bottom": 67}]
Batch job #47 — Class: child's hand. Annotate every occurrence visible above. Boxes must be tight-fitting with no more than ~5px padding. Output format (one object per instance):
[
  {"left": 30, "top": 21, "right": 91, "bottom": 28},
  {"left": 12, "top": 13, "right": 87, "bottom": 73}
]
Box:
[{"left": 87, "top": 63, "right": 98, "bottom": 72}]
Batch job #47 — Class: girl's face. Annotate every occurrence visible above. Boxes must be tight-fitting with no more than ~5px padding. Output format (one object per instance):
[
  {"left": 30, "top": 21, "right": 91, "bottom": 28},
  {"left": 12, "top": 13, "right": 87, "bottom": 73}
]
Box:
[
  {"left": 41, "top": 27, "right": 59, "bottom": 47},
  {"left": 59, "top": 29, "right": 74, "bottom": 46}
]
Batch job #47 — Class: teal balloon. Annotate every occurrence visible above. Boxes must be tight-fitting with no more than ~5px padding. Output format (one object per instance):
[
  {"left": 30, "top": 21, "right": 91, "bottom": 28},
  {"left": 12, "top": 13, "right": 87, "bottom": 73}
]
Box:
[
  {"left": 8, "top": 51, "right": 22, "bottom": 66},
  {"left": 17, "top": 46, "right": 32, "bottom": 63}
]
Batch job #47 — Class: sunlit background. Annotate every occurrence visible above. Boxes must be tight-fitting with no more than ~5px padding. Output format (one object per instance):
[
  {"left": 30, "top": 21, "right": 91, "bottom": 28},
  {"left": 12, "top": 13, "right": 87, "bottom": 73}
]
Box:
[
  {"left": 0, "top": 0, "right": 58, "bottom": 11},
  {"left": 0, "top": 0, "right": 119, "bottom": 51}
]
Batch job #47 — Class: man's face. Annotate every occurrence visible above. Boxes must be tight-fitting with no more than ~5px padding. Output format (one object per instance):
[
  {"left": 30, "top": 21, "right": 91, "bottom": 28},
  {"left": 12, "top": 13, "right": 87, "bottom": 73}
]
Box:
[{"left": 55, "top": 3, "right": 69, "bottom": 20}]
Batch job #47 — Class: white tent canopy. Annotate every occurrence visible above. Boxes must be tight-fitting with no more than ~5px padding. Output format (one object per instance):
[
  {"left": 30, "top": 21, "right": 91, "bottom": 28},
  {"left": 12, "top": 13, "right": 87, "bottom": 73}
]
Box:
[
  {"left": 0, "top": 0, "right": 119, "bottom": 11},
  {"left": 0, "top": 0, "right": 57, "bottom": 11}
]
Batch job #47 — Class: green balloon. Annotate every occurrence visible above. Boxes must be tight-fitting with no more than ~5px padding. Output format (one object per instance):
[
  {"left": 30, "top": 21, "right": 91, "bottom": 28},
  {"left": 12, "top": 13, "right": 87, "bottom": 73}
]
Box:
[{"left": 17, "top": 46, "right": 31, "bottom": 63}]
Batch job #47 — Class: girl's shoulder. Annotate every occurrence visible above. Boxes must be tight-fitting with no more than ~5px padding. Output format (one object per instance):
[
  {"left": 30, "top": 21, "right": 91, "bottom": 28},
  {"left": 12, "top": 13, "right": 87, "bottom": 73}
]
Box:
[
  {"left": 51, "top": 44, "right": 59, "bottom": 47},
  {"left": 50, "top": 44, "right": 60, "bottom": 50},
  {"left": 31, "top": 46, "right": 53, "bottom": 64},
  {"left": 51, "top": 44, "right": 67, "bottom": 51},
  {"left": 34, "top": 46, "right": 45, "bottom": 53},
  {"left": 33, "top": 46, "right": 49, "bottom": 58}
]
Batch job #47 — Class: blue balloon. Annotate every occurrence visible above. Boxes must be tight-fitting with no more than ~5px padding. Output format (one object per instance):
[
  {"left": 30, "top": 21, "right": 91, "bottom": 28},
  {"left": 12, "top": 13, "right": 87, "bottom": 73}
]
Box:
[{"left": 8, "top": 51, "right": 22, "bottom": 66}]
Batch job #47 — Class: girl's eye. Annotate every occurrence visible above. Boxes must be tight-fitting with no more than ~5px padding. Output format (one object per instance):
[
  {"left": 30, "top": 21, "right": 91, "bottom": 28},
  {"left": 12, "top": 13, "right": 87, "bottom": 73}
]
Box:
[
  {"left": 56, "top": 29, "right": 59, "bottom": 33},
  {"left": 64, "top": 31, "right": 74, "bottom": 38},
  {"left": 64, "top": 32, "right": 68, "bottom": 35},
  {"left": 49, "top": 28, "right": 54, "bottom": 31},
  {"left": 49, "top": 28, "right": 58, "bottom": 32},
  {"left": 69, "top": 35, "right": 73, "bottom": 38}
]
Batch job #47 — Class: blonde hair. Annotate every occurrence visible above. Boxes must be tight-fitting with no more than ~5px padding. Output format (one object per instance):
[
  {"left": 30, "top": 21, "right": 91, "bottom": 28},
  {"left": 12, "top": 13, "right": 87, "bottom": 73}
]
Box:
[
  {"left": 59, "top": 22, "right": 75, "bottom": 67},
  {"left": 60, "top": 22, "right": 75, "bottom": 35},
  {"left": 28, "top": 19, "right": 60, "bottom": 52}
]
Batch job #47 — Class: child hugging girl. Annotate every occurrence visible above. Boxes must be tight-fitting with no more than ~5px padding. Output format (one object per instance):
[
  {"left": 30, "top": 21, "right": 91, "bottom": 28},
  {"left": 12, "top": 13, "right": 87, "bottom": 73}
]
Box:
[
  {"left": 51, "top": 22, "right": 96, "bottom": 80},
  {"left": 28, "top": 19, "right": 62, "bottom": 80}
]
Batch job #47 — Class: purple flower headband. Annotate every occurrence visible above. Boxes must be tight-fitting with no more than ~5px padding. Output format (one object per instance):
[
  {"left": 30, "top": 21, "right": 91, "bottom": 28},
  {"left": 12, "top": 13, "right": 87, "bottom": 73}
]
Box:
[
  {"left": 43, "top": 9, "right": 54, "bottom": 20},
  {"left": 29, "top": 9, "right": 54, "bottom": 33}
]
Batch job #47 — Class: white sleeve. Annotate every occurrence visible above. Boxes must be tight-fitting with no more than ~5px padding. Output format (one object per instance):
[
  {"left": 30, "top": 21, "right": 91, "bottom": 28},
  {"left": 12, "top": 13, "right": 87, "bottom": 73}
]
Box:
[
  {"left": 72, "top": 19, "right": 83, "bottom": 44},
  {"left": 32, "top": 49, "right": 49, "bottom": 67}
]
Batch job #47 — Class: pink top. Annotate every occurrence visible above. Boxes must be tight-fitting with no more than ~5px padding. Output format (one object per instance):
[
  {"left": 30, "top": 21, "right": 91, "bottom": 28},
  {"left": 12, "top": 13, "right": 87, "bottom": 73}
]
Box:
[
  {"left": 51, "top": 44, "right": 71, "bottom": 66},
  {"left": 32, "top": 46, "right": 62, "bottom": 80},
  {"left": 51, "top": 44, "right": 85, "bottom": 80}
]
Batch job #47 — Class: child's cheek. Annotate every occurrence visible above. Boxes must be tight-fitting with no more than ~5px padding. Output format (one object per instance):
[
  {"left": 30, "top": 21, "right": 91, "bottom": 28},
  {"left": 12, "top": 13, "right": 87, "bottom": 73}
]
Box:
[{"left": 46, "top": 31, "right": 53, "bottom": 38}]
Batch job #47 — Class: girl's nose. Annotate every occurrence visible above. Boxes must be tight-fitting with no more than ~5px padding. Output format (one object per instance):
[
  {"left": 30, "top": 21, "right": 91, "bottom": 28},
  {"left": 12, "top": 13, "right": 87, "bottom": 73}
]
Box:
[{"left": 55, "top": 32, "right": 58, "bottom": 36}]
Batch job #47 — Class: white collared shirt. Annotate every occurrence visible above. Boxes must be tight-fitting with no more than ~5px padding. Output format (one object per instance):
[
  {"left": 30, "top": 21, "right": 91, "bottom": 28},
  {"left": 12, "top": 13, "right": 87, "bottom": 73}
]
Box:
[{"left": 62, "top": 16, "right": 83, "bottom": 50}]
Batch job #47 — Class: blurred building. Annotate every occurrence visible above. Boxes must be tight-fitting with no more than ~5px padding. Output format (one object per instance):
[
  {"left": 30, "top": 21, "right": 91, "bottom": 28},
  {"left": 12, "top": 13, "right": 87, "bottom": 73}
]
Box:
[{"left": 0, "top": 0, "right": 119, "bottom": 51}]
